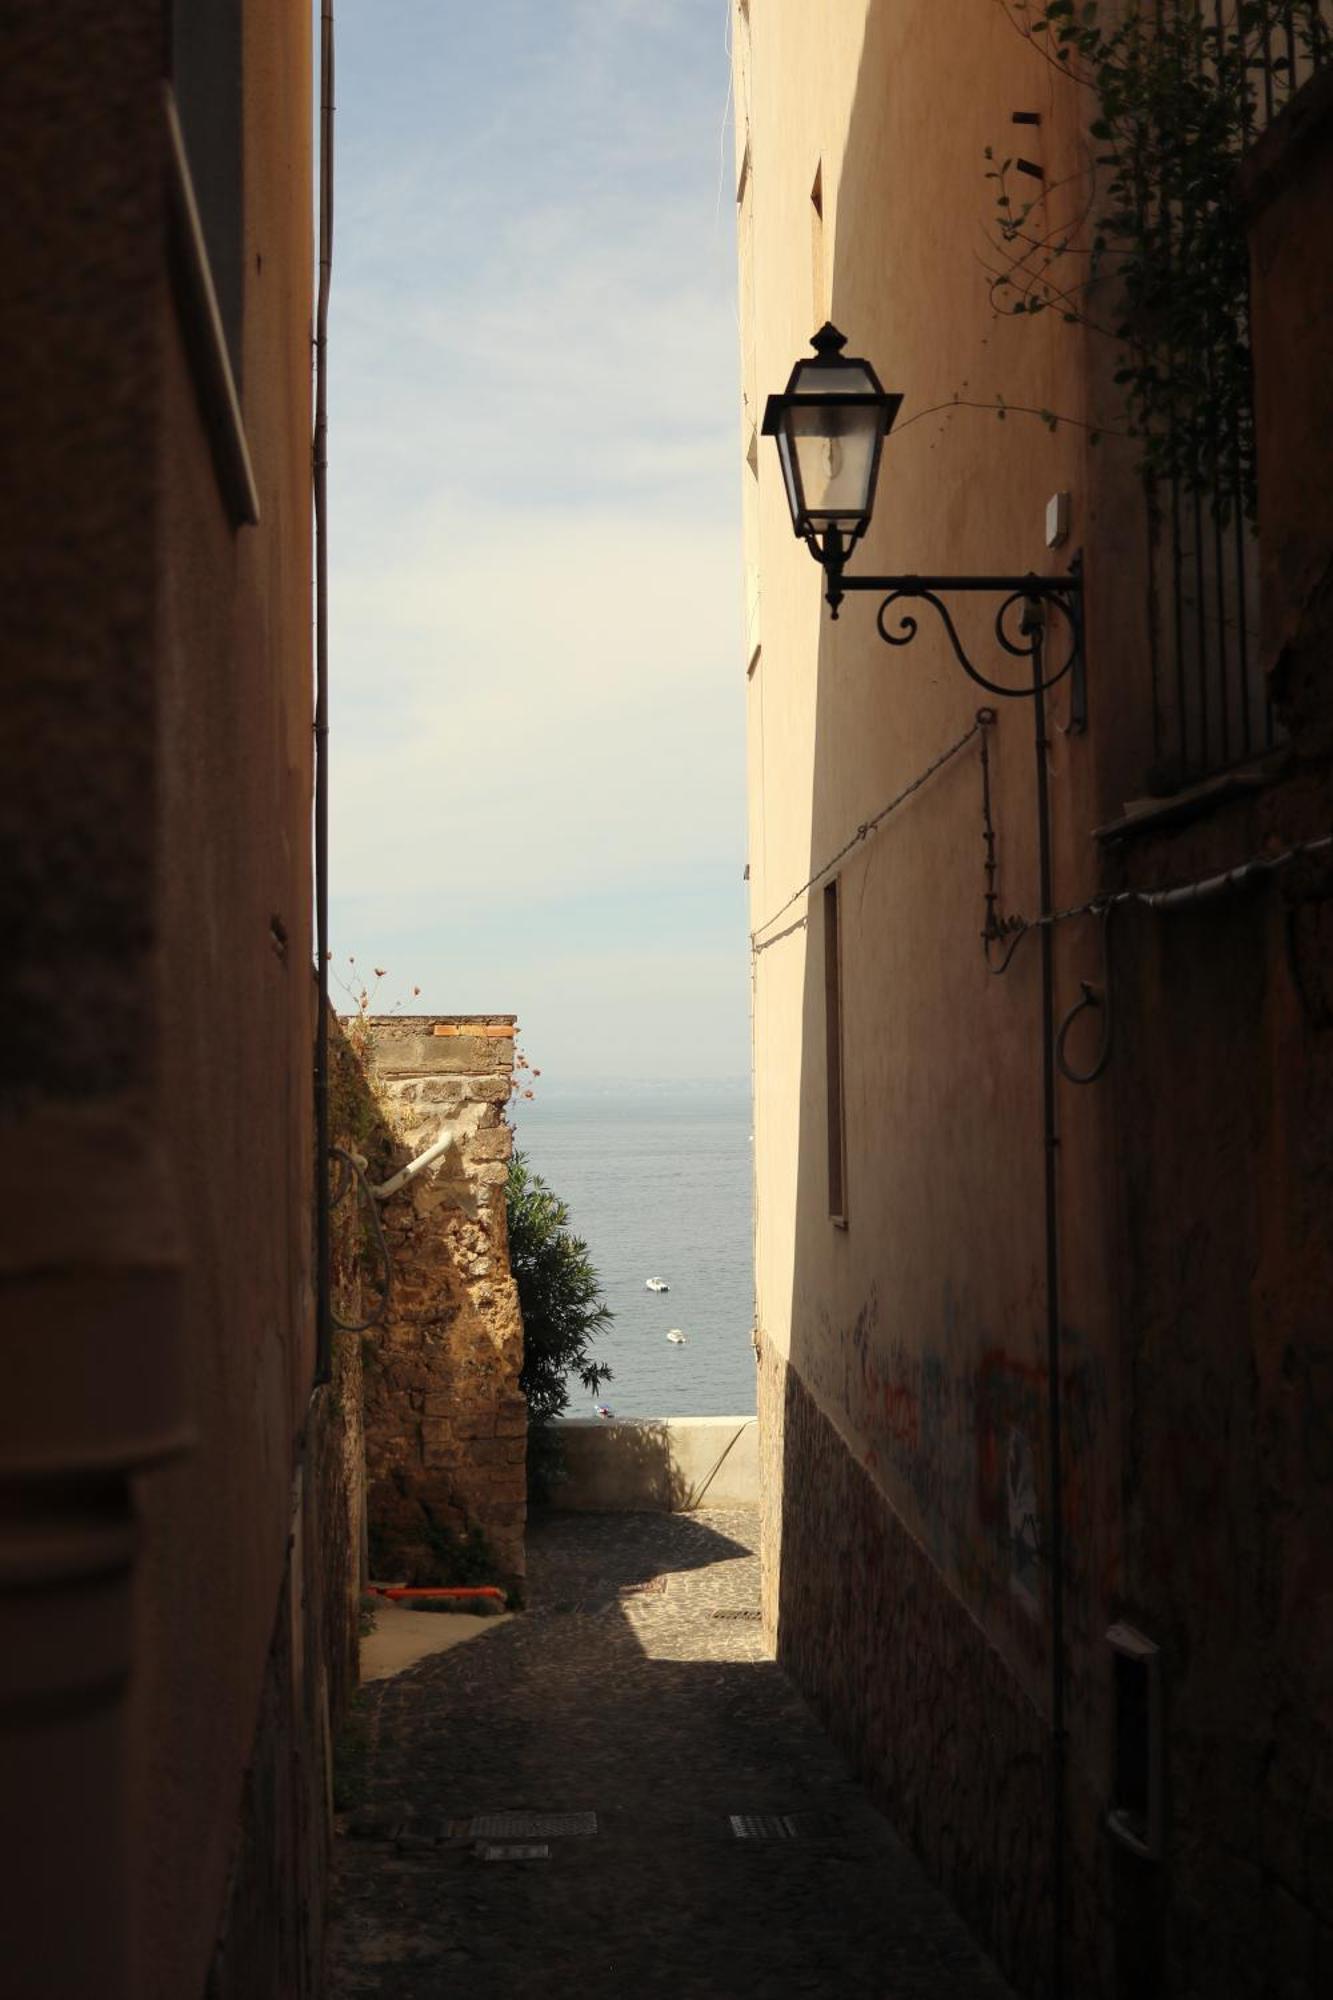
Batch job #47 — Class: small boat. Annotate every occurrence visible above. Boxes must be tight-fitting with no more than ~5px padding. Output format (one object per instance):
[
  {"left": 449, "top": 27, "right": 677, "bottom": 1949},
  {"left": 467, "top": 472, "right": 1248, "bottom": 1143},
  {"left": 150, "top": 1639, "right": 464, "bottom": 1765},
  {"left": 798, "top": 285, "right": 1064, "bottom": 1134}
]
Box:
[
  {"left": 594, "top": 1403, "right": 615, "bottom": 1420},
  {"left": 645, "top": 1277, "right": 669, "bottom": 1293},
  {"left": 666, "top": 1329, "right": 687, "bottom": 1345}
]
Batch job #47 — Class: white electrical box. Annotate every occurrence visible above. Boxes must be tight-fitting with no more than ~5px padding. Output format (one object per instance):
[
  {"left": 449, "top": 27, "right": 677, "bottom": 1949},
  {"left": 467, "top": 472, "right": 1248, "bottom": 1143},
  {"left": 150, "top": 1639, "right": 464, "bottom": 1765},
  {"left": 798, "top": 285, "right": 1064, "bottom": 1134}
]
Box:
[{"left": 1046, "top": 491, "right": 1071, "bottom": 549}]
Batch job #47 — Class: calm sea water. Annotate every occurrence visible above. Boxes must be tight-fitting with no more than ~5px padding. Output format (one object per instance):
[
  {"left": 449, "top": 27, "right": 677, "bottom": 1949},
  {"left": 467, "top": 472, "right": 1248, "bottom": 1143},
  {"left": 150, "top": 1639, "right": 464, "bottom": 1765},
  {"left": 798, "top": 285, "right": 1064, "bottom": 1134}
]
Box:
[{"left": 509, "top": 1080, "right": 755, "bottom": 1419}]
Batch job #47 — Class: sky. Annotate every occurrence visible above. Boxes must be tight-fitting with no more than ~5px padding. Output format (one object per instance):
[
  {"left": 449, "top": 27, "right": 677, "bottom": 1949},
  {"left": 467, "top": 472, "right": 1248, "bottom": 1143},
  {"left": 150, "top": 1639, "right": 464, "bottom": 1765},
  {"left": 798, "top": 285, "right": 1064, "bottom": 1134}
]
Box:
[{"left": 328, "top": 0, "right": 748, "bottom": 1082}]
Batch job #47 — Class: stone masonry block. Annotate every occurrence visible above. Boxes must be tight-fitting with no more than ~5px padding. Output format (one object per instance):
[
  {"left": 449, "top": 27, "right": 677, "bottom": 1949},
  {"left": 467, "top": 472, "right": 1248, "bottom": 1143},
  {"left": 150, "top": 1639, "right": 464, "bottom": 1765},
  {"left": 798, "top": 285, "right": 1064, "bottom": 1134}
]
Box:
[
  {"left": 466, "top": 1127, "right": 513, "bottom": 1163},
  {"left": 462, "top": 1438, "right": 517, "bottom": 1468},
  {"left": 417, "top": 1079, "right": 467, "bottom": 1106},
  {"left": 470, "top": 1075, "right": 513, "bottom": 1103},
  {"left": 369, "top": 1031, "right": 514, "bottom": 1081},
  {"left": 418, "top": 1419, "right": 461, "bottom": 1448}
]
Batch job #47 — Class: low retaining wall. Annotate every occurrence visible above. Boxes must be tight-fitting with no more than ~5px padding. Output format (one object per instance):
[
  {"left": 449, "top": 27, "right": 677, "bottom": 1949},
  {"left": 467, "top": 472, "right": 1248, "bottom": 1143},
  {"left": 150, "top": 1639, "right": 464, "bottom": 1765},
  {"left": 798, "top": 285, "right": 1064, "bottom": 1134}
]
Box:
[{"left": 550, "top": 1415, "right": 758, "bottom": 1512}]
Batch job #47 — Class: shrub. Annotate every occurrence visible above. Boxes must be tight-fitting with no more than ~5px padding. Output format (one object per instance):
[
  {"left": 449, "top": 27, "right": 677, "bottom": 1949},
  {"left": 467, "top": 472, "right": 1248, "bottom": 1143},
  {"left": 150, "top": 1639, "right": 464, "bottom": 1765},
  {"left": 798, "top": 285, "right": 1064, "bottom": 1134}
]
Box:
[{"left": 506, "top": 1151, "right": 612, "bottom": 1458}]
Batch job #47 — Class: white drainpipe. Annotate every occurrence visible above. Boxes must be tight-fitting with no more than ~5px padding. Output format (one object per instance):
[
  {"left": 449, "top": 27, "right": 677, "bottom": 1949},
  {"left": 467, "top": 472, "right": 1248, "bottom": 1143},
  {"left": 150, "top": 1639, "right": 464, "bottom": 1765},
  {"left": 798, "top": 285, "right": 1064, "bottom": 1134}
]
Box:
[{"left": 370, "top": 1128, "right": 457, "bottom": 1201}]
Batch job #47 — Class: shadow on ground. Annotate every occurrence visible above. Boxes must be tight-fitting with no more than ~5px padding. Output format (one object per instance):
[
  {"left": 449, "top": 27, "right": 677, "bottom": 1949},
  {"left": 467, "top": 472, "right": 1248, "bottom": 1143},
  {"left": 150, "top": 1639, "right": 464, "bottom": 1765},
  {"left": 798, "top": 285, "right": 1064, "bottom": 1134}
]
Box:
[{"left": 326, "top": 1509, "right": 1014, "bottom": 1999}]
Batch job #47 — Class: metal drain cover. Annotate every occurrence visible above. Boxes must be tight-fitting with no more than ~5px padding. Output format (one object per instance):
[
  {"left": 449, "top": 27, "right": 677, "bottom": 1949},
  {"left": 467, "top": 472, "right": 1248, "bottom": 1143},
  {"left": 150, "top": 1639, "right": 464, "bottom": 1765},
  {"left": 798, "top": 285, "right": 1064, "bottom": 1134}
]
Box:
[
  {"left": 729, "top": 1813, "right": 798, "bottom": 1840},
  {"left": 711, "top": 1607, "right": 762, "bottom": 1621},
  {"left": 477, "top": 1842, "right": 550, "bottom": 1861},
  {"left": 468, "top": 1812, "right": 597, "bottom": 1839},
  {"left": 619, "top": 1576, "right": 667, "bottom": 1596}
]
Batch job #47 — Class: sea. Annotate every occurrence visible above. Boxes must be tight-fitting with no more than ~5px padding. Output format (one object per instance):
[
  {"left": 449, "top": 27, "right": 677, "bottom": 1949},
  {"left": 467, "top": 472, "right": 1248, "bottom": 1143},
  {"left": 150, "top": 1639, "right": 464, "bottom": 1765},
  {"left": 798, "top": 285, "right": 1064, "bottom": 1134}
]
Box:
[{"left": 508, "top": 1079, "right": 755, "bottom": 1419}]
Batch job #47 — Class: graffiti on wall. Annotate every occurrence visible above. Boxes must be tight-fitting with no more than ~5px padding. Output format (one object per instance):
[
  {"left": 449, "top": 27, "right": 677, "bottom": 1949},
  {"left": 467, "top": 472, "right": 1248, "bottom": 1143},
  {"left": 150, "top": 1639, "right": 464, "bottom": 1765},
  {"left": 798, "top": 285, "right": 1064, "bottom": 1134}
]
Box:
[{"left": 827, "top": 1291, "right": 1114, "bottom": 1669}]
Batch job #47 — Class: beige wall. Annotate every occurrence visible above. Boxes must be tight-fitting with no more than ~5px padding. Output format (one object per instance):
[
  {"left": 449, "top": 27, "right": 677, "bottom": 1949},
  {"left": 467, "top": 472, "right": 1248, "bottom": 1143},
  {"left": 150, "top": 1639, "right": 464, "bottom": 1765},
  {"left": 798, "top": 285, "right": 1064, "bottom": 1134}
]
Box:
[
  {"left": 0, "top": 5, "right": 348, "bottom": 1995},
  {"left": 139, "top": 5, "right": 321, "bottom": 1987},
  {"left": 736, "top": 1, "right": 1145, "bottom": 1987},
  {"left": 737, "top": 8, "right": 1333, "bottom": 1994},
  {"left": 739, "top": 0, "right": 1124, "bottom": 1698}
]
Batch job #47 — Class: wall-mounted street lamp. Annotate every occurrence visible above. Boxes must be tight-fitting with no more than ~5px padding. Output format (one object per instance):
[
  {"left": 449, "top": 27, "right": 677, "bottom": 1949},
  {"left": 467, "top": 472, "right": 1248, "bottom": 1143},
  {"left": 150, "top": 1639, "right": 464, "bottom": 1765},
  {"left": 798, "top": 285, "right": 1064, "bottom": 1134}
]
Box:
[
  {"left": 763, "top": 323, "right": 1084, "bottom": 720},
  {"left": 765, "top": 323, "right": 1084, "bottom": 2000}
]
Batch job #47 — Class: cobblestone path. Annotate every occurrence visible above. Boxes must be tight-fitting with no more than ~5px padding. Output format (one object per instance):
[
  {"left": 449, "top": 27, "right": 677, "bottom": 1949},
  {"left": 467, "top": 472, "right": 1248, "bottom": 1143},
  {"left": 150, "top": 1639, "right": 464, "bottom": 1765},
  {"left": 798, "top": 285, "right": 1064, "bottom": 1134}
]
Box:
[{"left": 326, "top": 1508, "right": 1015, "bottom": 1998}]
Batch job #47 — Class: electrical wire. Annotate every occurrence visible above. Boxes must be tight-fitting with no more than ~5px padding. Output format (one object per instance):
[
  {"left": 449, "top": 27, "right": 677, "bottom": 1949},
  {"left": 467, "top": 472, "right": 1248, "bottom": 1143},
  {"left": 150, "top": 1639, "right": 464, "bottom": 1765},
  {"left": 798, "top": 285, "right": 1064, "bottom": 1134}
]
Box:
[
  {"left": 982, "top": 738, "right": 1332, "bottom": 1080},
  {"left": 1054, "top": 904, "right": 1115, "bottom": 1085},
  {"left": 313, "top": 0, "right": 335, "bottom": 1383},
  {"left": 328, "top": 1145, "right": 392, "bottom": 1333},
  {"left": 750, "top": 711, "right": 992, "bottom": 951},
  {"left": 992, "top": 830, "right": 1333, "bottom": 945}
]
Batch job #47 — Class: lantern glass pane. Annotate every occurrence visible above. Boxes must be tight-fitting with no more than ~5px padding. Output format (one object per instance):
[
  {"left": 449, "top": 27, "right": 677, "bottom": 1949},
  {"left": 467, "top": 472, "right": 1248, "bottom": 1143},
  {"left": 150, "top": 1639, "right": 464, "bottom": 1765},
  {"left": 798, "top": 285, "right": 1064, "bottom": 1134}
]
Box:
[
  {"left": 775, "top": 426, "right": 803, "bottom": 524},
  {"left": 788, "top": 403, "right": 882, "bottom": 526},
  {"left": 790, "top": 361, "right": 879, "bottom": 398}
]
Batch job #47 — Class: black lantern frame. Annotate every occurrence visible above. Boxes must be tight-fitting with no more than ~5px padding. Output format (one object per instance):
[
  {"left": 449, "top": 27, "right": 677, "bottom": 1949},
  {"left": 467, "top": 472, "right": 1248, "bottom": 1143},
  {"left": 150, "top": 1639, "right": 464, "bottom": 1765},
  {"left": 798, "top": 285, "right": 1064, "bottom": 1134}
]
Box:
[
  {"left": 761, "top": 323, "right": 902, "bottom": 577},
  {"left": 763, "top": 325, "right": 1085, "bottom": 727}
]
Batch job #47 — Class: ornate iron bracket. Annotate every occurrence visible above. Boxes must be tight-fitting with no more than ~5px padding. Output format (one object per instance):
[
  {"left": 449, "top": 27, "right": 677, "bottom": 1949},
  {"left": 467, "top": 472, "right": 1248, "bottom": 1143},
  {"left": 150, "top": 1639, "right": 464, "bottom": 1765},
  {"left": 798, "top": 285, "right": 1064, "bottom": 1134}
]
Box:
[
  {"left": 829, "top": 561, "right": 1086, "bottom": 728},
  {"left": 808, "top": 522, "right": 1086, "bottom": 725}
]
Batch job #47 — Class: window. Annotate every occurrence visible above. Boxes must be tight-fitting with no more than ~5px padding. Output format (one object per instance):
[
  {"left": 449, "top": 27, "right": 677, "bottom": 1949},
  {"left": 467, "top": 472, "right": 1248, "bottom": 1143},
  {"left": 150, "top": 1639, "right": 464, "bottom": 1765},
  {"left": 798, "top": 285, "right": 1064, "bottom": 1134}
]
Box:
[
  {"left": 810, "top": 162, "right": 826, "bottom": 326},
  {"left": 1106, "top": 1623, "right": 1163, "bottom": 1860},
  {"left": 824, "top": 880, "right": 847, "bottom": 1224},
  {"left": 169, "top": 1, "right": 243, "bottom": 379}
]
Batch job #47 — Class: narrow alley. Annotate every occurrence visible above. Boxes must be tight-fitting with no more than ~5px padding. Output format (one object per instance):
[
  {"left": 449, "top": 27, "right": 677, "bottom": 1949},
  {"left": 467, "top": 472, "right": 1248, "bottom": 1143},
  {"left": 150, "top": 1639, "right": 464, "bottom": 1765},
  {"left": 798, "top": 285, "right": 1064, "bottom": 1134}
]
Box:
[
  {"left": 327, "top": 1509, "right": 1015, "bottom": 1998},
  {"left": 8, "top": 6, "right": 1333, "bottom": 1995}
]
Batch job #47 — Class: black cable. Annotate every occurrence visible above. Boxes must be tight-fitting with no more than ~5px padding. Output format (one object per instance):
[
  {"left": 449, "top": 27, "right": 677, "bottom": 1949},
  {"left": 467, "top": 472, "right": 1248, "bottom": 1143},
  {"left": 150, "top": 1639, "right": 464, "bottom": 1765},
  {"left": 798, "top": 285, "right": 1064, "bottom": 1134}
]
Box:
[
  {"left": 328, "top": 1145, "right": 392, "bottom": 1333},
  {"left": 1055, "top": 905, "right": 1116, "bottom": 1086},
  {"left": 313, "top": 0, "right": 336, "bottom": 1383},
  {"left": 751, "top": 713, "right": 988, "bottom": 950}
]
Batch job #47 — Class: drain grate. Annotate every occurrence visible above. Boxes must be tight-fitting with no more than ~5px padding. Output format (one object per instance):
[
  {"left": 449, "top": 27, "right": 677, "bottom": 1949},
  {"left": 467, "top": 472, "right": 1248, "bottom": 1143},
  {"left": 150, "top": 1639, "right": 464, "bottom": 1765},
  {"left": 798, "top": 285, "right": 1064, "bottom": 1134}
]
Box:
[
  {"left": 729, "top": 1813, "right": 798, "bottom": 1840},
  {"left": 477, "top": 1842, "right": 550, "bottom": 1861},
  {"left": 618, "top": 1576, "right": 668, "bottom": 1596},
  {"left": 467, "top": 1811, "right": 597, "bottom": 1840},
  {"left": 711, "top": 1607, "right": 762, "bottom": 1621}
]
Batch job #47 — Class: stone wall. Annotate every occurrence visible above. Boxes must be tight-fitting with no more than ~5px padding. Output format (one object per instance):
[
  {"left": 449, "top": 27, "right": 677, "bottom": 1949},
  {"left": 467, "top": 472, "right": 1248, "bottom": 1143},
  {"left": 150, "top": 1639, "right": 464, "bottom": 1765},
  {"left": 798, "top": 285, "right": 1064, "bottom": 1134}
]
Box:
[
  {"left": 758, "top": 1334, "right": 1068, "bottom": 1997},
  {"left": 361, "top": 1017, "right": 527, "bottom": 1582}
]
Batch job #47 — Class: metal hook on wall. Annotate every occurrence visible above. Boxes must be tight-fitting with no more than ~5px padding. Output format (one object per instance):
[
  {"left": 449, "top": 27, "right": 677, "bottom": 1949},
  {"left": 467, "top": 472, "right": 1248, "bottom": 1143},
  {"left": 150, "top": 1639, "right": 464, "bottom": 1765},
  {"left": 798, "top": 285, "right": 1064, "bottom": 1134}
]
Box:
[{"left": 1055, "top": 902, "right": 1116, "bottom": 1085}]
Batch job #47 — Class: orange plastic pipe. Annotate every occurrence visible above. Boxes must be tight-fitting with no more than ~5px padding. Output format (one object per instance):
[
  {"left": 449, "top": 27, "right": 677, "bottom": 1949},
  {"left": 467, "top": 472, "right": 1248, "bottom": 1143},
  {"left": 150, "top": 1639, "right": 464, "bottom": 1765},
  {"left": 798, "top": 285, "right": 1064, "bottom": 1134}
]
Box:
[{"left": 370, "top": 1584, "right": 505, "bottom": 1602}]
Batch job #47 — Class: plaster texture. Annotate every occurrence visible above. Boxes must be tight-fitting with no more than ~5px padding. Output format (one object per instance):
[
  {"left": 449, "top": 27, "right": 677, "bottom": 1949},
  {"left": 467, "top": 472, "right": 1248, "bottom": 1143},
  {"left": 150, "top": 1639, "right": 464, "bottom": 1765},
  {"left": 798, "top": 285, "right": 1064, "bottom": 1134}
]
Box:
[
  {"left": 735, "top": 7, "right": 1333, "bottom": 1994},
  {"left": 1, "top": 5, "right": 362, "bottom": 1995},
  {"left": 552, "top": 1415, "right": 760, "bottom": 1511}
]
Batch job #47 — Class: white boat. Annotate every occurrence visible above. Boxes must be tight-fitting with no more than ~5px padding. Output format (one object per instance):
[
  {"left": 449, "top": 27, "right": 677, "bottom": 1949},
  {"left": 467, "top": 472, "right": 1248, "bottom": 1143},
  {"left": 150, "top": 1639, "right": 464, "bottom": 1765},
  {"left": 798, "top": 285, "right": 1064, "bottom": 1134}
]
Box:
[
  {"left": 645, "top": 1277, "right": 669, "bottom": 1293},
  {"left": 666, "top": 1329, "right": 687, "bottom": 1344}
]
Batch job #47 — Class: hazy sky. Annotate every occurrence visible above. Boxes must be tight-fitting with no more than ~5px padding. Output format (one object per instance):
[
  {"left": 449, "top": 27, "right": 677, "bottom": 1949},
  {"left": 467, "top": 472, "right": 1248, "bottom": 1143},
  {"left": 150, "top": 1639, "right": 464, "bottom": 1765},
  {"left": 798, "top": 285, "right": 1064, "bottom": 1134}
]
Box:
[{"left": 328, "top": 0, "right": 747, "bottom": 1081}]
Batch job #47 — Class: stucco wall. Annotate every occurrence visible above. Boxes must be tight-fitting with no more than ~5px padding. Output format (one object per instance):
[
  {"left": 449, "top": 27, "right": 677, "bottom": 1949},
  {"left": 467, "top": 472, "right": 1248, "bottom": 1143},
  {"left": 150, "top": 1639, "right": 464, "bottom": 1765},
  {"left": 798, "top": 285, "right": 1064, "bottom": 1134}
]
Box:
[
  {"left": 550, "top": 1417, "right": 759, "bottom": 1512},
  {"left": 736, "top": 5, "right": 1121, "bottom": 1990},
  {"left": 1089, "top": 70, "right": 1333, "bottom": 1995},
  {"left": 0, "top": 5, "right": 364, "bottom": 1996},
  {"left": 737, "top": 5, "right": 1333, "bottom": 1995},
  {"left": 360, "top": 1018, "right": 527, "bottom": 1582}
]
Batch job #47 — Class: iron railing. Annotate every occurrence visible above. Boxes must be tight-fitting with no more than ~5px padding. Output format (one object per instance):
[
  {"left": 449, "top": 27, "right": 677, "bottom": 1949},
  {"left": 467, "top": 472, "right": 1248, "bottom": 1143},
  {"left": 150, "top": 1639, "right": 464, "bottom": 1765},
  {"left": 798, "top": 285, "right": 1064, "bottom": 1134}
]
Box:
[{"left": 1146, "top": 1, "right": 1331, "bottom": 787}]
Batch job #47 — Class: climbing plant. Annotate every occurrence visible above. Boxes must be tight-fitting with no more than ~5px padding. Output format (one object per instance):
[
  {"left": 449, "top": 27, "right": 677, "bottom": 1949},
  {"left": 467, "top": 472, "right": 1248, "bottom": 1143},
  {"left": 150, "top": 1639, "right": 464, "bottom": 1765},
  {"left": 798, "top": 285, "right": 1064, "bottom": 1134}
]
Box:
[{"left": 985, "top": 1, "right": 1331, "bottom": 522}]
